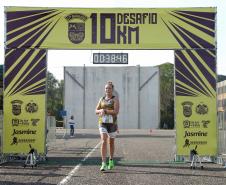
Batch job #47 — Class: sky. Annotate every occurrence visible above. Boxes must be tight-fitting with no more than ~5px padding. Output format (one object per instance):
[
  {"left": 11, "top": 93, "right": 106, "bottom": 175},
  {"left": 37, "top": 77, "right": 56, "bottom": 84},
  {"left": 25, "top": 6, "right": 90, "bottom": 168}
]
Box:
[
  {"left": 48, "top": 50, "right": 174, "bottom": 80},
  {"left": 0, "top": 0, "right": 225, "bottom": 80}
]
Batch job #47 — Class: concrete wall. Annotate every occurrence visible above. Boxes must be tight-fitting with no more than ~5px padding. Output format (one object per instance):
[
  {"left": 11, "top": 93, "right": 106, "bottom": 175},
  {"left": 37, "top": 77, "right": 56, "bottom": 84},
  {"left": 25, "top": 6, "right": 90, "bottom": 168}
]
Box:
[{"left": 64, "top": 66, "right": 159, "bottom": 129}]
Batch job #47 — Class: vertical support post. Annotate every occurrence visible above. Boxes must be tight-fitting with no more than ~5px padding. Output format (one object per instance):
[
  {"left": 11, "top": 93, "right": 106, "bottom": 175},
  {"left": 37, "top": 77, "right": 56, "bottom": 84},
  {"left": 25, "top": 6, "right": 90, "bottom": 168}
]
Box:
[
  {"left": 157, "top": 69, "right": 160, "bottom": 129},
  {"left": 137, "top": 65, "right": 140, "bottom": 129},
  {"left": 83, "top": 65, "right": 86, "bottom": 129},
  {"left": 175, "top": 49, "right": 217, "bottom": 156}
]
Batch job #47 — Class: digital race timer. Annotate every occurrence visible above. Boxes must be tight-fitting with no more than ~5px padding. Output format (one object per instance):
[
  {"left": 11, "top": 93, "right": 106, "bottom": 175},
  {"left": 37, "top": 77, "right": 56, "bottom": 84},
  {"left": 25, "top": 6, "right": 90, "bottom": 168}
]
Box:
[{"left": 93, "top": 53, "right": 128, "bottom": 64}]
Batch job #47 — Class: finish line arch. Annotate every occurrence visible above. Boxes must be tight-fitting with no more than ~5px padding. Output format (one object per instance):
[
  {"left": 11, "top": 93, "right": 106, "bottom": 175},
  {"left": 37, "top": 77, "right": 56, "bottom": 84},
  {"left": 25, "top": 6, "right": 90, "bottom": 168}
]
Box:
[{"left": 3, "top": 7, "right": 217, "bottom": 156}]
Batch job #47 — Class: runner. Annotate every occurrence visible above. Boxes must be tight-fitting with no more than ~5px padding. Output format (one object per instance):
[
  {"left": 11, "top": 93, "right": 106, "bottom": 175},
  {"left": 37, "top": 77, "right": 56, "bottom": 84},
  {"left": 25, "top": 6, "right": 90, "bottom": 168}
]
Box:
[{"left": 95, "top": 81, "right": 120, "bottom": 171}]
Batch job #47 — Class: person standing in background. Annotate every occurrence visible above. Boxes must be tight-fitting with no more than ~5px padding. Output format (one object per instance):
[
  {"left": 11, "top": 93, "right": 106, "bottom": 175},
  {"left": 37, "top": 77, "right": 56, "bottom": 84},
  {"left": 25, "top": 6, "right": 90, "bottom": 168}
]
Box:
[{"left": 68, "top": 115, "right": 76, "bottom": 137}]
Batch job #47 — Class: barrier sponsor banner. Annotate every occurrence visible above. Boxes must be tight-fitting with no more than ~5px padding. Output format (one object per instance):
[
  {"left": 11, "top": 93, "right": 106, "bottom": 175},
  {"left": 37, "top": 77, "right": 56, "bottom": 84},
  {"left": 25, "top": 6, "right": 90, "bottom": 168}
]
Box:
[
  {"left": 175, "top": 50, "right": 217, "bottom": 155},
  {"left": 5, "top": 7, "right": 216, "bottom": 49},
  {"left": 3, "top": 49, "right": 46, "bottom": 154}
]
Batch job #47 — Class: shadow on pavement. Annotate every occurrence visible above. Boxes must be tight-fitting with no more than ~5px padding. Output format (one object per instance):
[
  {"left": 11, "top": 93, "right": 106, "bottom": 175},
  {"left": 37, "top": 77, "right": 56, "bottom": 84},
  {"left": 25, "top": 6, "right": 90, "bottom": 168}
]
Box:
[
  {"left": 117, "top": 162, "right": 226, "bottom": 171},
  {"left": 0, "top": 182, "right": 56, "bottom": 185},
  {"left": 104, "top": 167, "right": 226, "bottom": 179},
  {"left": 57, "top": 133, "right": 174, "bottom": 139},
  {"left": 39, "top": 156, "right": 122, "bottom": 166}
]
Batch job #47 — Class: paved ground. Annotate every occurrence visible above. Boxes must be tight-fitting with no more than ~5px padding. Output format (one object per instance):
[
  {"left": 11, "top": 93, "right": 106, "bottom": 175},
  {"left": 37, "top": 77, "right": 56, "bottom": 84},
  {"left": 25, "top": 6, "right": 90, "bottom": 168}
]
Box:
[{"left": 0, "top": 129, "right": 226, "bottom": 185}]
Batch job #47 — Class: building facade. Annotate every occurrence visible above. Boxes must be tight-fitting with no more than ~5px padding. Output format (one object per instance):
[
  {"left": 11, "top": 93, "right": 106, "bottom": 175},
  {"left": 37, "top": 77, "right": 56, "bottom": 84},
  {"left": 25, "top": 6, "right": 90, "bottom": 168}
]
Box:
[
  {"left": 217, "top": 80, "right": 226, "bottom": 154},
  {"left": 64, "top": 66, "right": 160, "bottom": 129},
  {"left": 217, "top": 80, "right": 226, "bottom": 128}
]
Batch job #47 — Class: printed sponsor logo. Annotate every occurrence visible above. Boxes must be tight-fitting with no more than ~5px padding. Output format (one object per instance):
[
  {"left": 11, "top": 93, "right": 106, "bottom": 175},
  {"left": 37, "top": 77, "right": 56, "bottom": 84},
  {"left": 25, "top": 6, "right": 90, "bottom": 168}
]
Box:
[
  {"left": 12, "top": 119, "right": 29, "bottom": 126},
  {"left": 184, "top": 131, "right": 207, "bottom": 138},
  {"left": 11, "top": 137, "right": 18, "bottom": 145},
  {"left": 183, "top": 120, "right": 200, "bottom": 128},
  {"left": 11, "top": 118, "right": 40, "bottom": 126},
  {"left": 31, "top": 119, "right": 40, "bottom": 126},
  {"left": 11, "top": 137, "right": 35, "bottom": 145},
  {"left": 181, "top": 101, "right": 193, "bottom": 117},
  {"left": 65, "top": 14, "right": 88, "bottom": 44},
  {"left": 12, "top": 129, "right": 37, "bottom": 136},
  {"left": 25, "top": 101, "right": 38, "bottom": 113},
  {"left": 183, "top": 139, "right": 207, "bottom": 148},
  {"left": 202, "top": 120, "right": 210, "bottom": 128},
  {"left": 196, "top": 103, "right": 208, "bottom": 115},
  {"left": 183, "top": 139, "right": 190, "bottom": 148},
  {"left": 11, "top": 100, "right": 23, "bottom": 116}
]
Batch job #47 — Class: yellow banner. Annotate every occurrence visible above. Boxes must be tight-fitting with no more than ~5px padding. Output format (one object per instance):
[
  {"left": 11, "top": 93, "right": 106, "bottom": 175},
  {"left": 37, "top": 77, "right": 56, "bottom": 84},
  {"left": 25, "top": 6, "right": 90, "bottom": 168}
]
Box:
[
  {"left": 3, "top": 48, "right": 47, "bottom": 154},
  {"left": 3, "top": 94, "right": 46, "bottom": 154},
  {"left": 175, "top": 49, "right": 217, "bottom": 156},
  {"left": 176, "top": 96, "right": 217, "bottom": 155},
  {"left": 5, "top": 7, "right": 216, "bottom": 49}
]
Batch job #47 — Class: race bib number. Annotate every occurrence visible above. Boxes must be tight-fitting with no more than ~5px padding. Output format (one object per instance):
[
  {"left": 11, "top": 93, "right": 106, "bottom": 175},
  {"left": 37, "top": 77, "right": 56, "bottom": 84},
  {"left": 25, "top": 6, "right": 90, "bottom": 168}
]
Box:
[{"left": 102, "top": 115, "right": 113, "bottom": 123}]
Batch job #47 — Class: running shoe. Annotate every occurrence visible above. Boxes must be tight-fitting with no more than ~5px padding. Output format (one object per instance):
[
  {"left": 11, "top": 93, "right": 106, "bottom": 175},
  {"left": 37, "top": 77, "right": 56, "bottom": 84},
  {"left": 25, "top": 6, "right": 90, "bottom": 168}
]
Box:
[
  {"left": 100, "top": 162, "right": 107, "bottom": 171},
  {"left": 108, "top": 159, "right": 114, "bottom": 170}
]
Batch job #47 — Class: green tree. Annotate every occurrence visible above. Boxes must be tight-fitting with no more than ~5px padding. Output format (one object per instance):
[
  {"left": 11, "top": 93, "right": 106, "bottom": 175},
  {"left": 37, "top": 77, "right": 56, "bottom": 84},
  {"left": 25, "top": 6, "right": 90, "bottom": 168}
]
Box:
[
  {"left": 47, "top": 71, "right": 63, "bottom": 121},
  {"left": 218, "top": 75, "right": 226, "bottom": 82},
  {"left": 159, "top": 63, "right": 174, "bottom": 129}
]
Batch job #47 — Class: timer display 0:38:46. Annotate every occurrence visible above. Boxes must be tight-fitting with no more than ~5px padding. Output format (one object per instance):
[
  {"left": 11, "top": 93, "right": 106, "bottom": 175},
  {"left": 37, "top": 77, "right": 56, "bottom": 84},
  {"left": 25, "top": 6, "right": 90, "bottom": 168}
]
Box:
[{"left": 93, "top": 53, "right": 128, "bottom": 64}]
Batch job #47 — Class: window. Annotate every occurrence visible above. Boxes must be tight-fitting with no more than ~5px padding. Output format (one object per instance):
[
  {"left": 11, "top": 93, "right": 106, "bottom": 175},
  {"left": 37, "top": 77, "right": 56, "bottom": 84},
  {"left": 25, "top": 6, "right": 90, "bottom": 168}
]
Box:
[
  {"left": 224, "top": 99, "right": 226, "bottom": 107},
  {"left": 219, "top": 87, "right": 223, "bottom": 94},
  {"left": 218, "top": 100, "right": 222, "bottom": 107},
  {"left": 224, "top": 86, "right": 226, "bottom": 93}
]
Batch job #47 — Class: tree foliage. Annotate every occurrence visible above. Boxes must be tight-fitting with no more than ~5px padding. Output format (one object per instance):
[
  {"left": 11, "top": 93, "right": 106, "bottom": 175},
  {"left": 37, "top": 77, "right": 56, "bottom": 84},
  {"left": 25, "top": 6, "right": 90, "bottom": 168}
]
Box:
[
  {"left": 47, "top": 71, "right": 64, "bottom": 121},
  {"left": 159, "top": 63, "right": 174, "bottom": 129},
  {"left": 218, "top": 75, "right": 226, "bottom": 82}
]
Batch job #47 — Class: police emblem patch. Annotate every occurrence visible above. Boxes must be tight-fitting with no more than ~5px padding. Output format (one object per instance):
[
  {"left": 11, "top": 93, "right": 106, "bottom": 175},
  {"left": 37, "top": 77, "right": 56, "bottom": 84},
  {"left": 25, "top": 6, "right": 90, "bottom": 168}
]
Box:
[
  {"left": 181, "top": 101, "right": 193, "bottom": 117},
  {"left": 11, "top": 100, "right": 23, "bottom": 116},
  {"left": 65, "top": 13, "right": 88, "bottom": 44}
]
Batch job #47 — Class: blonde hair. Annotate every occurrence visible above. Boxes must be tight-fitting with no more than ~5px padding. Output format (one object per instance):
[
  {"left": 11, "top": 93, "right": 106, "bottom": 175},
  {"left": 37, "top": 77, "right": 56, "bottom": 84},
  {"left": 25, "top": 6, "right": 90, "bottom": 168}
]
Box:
[{"left": 106, "top": 81, "right": 114, "bottom": 89}]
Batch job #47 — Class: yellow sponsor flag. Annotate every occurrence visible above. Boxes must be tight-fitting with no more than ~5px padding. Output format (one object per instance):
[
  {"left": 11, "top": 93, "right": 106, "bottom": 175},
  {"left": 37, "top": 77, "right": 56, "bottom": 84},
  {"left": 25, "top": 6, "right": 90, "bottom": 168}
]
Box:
[
  {"left": 3, "top": 95, "right": 46, "bottom": 154},
  {"left": 176, "top": 95, "right": 217, "bottom": 155}
]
